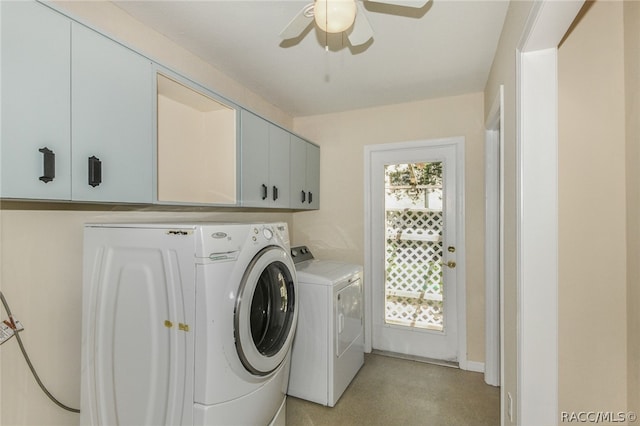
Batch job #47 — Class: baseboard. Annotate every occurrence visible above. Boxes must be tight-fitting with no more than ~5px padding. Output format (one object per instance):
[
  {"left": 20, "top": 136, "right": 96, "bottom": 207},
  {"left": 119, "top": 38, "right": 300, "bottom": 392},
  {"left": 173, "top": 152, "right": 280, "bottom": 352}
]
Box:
[{"left": 463, "top": 361, "right": 485, "bottom": 373}]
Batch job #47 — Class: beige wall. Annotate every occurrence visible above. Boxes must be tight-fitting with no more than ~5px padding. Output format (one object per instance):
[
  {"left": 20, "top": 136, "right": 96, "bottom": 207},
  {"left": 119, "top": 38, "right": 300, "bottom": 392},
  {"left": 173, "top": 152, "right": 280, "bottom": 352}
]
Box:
[
  {"left": 625, "top": 0, "right": 640, "bottom": 416},
  {"left": 483, "top": 1, "right": 535, "bottom": 423},
  {"left": 0, "top": 2, "right": 295, "bottom": 425},
  {"left": 292, "top": 92, "right": 487, "bottom": 364},
  {"left": 558, "top": 0, "right": 628, "bottom": 415}
]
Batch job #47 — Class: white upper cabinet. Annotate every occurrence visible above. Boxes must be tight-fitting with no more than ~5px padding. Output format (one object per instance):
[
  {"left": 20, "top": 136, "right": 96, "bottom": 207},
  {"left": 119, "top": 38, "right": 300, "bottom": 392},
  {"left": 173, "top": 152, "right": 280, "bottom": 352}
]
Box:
[
  {"left": 306, "top": 142, "right": 320, "bottom": 209},
  {"left": 240, "top": 110, "right": 269, "bottom": 206},
  {"left": 71, "top": 23, "right": 153, "bottom": 203},
  {"left": 1, "top": 1, "right": 318, "bottom": 209},
  {"left": 268, "top": 125, "right": 292, "bottom": 208},
  {"left": 290, "top": 136, "right": 320, "bottom": 210},
  {"left": 1, "top": 1, "right": 72, "bottom": 200},
  {"left": 240, "top": 110, "right": 290, "bottom": 208},
  {"left": 1, "top": 2, "right": 153, "bottom": 203},
  {"left": 156, "top": 71, "right": 238, "bottom": 205}
]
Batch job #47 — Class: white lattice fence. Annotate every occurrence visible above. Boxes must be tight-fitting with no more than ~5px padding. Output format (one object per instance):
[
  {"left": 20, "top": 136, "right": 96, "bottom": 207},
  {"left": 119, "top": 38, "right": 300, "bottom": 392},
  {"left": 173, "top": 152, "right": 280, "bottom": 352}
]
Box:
[{"left": 385, "top": 209, "right": 444, "bottom": 330}]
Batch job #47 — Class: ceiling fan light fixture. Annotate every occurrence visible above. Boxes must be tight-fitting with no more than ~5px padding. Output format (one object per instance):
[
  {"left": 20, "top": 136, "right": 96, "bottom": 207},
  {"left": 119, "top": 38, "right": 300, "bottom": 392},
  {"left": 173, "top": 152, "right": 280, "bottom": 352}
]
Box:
[{"left": 314, "top": 0, "right": 357, "bottom": 33}]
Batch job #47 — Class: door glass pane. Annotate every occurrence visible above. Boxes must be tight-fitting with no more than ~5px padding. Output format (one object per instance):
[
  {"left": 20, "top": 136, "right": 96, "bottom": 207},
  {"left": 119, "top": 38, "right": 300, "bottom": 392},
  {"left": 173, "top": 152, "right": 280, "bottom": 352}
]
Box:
[
  {"left": 250, "top": 261, "right": 295, "bottom": 356},
  {"left": 384, "top": 162, "right": 444, "bottom": 331}
]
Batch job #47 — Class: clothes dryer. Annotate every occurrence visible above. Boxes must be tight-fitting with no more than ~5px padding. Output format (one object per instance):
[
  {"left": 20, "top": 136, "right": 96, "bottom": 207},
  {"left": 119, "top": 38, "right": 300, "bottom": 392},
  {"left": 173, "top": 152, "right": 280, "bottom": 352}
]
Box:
[
  {"left": 81, "top": 222, "right": 297, "bottom": 426},
  {"left": 287, "top": 246, "right": 364, "bottom": 407}
]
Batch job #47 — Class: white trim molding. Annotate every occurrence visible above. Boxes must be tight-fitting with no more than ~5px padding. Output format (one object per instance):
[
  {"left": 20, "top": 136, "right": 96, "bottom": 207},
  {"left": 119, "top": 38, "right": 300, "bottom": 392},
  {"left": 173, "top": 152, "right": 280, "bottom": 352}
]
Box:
[
  {"left": 518, "top": 46, "right": 559, "bottom": 426},
  {"left": 485, "top": 85, "right": 504, "bottom": 388},
  {"left": 466, "top": 361, "right": 486, "bottom": 374},
  {"left": 516, "top": 2, "right": 584, "bottom": 425}
]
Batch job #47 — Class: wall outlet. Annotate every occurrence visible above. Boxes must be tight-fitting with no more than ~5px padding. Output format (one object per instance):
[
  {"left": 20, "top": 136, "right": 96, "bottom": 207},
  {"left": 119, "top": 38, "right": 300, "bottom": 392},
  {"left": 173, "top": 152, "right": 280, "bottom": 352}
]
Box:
[{"left": 507, "top": 392, "right": 513, "bottom": 423}]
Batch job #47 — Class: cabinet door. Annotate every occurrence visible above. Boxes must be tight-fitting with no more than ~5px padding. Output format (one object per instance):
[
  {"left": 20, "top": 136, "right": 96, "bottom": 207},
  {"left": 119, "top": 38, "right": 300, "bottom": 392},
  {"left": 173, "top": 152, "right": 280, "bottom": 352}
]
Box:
[
  {"left": 289, "top": 136, "right": 308, "bottom": 209},
  {"left": 1, "top": 1, "right": 71, "bottom": 200},
  {"left": 306, "top": 143, "right": 320, "bottom": 209},
  {"left": 268, "top": 125, "right": 291, "bottom": 208},
  {"left": 240, "top": 110, "right": 270, "bottom": 207},
  {"left": 290, "top": 137, "right": 320, "bottom": 210},
  {"left": 82, "top": 227, "right": 194, "bottom": 426},
  {"left": 71, "top": 24, "right": 153, "bottom": 203}
]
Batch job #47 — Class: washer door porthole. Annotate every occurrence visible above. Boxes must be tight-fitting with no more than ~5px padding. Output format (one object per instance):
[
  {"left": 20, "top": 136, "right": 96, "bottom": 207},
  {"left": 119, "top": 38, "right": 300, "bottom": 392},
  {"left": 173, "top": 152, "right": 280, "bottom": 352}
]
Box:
[
  {"left": 235, "top": 246, "right": 297, "bottom": 376},
  {"left": 250, "top": 262, "right": 294, "bottom": 356}
]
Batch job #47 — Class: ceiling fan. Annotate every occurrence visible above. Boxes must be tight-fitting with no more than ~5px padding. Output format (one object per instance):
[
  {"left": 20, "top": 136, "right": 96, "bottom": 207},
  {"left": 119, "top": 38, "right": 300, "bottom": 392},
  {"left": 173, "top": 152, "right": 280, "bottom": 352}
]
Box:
[{"left": 279, "top": 0, "right": 430, "bottom": 47}]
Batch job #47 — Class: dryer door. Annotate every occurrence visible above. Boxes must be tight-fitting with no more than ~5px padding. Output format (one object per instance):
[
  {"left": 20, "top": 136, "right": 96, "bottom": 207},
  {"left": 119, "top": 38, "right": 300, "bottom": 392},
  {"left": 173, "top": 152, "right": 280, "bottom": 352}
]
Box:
[{"left": 235, "top": 245, "right": 297, "bottom": 376}]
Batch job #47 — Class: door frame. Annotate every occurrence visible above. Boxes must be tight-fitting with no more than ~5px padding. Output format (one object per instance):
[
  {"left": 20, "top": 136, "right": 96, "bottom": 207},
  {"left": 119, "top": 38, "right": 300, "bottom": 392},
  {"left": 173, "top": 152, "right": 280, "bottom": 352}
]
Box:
[
  {"left": 516, "top": 1, "right": 584, "bottom": 424},
  {"left": 364, "top": 137, "right": 467, "bottom": 369},
  {"left": 485, "top": 85, "right": 504, "bottom": 388}
]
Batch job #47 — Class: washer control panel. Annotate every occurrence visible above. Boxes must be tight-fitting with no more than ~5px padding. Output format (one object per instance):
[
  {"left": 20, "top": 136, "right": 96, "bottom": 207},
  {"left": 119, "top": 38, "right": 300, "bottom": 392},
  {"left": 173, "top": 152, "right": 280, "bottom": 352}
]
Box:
[
  {"left": 195, "top": 222, "right": 289, "bottom": 260},
  {"left": 290, "top": 245, "right": 315, "bottom": 264}
]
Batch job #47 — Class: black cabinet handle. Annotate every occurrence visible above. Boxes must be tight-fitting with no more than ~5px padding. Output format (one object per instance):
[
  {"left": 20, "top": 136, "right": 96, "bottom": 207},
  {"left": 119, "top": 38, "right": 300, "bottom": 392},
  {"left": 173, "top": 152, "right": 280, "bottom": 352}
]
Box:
[
  {"left": 308, "top": 192, "right": 313, "bottom": 204},
  {"left": 38, "top": 147, "right": 55, "bottom": 183},
  {"left": 88, "top": 156, "right": 102, "bottom": 187},
  {"left": 273, "top": 186, "right": 278, "bottom": 201},
  {"left": 261, "top": 184, "right": 268, "bottom": 200},
  {"left": 301, "top": 190, "right": 306, "bottom": 203}
]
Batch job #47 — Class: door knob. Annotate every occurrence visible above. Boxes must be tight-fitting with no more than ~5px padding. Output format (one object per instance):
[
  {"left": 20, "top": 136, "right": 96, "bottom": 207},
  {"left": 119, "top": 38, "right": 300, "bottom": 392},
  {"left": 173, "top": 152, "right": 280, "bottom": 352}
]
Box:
[{"left": 443, "top": 261, "right": 456, "bottom": 269}]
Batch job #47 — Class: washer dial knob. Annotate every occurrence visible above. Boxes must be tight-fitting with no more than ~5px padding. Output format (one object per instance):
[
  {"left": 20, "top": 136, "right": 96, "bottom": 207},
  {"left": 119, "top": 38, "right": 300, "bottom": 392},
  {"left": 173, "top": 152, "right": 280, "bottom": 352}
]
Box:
[{"left": 263, "top": 227, "right": 273, "bottom": 240}]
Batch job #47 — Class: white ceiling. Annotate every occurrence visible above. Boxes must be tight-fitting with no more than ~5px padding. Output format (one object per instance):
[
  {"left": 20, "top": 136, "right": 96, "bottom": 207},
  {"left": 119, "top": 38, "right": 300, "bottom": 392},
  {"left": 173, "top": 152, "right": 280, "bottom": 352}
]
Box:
[{"left": 113, "top": 0, "right": 509, "bottom": 117}]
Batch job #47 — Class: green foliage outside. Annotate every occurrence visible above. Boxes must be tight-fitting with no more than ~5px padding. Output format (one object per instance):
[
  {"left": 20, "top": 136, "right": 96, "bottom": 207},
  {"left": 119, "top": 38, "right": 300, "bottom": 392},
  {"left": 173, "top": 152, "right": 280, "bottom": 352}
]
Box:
[{"left": 385, "top": 162, "right": 443, "bottom": 202}]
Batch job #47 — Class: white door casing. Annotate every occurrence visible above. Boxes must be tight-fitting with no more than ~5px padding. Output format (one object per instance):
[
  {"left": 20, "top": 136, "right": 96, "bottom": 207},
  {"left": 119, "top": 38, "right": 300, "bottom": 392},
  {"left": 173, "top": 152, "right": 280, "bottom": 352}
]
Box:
[
  {"left": 485, "top": 85, "right": 504, "bottom": 388},
  {"left": 516, "top": 2, "right": 584, "bottom": 425}
]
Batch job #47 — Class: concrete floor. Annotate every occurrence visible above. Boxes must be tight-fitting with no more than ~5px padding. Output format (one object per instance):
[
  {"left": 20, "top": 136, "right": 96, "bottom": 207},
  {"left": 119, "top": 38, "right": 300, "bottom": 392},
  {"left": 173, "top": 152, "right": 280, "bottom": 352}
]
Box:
[{"left": 286, "top": 353, "right": 500, "bottom": 426}]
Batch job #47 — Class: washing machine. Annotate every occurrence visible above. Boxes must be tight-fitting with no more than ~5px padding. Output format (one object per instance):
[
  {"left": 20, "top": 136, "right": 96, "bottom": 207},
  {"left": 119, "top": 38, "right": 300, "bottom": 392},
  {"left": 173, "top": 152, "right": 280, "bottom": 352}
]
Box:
[
  {"left": 81, "top": 222, "right": 298, "bottom": 426},
  {"left": 287, "top": 246, "right": 364, "bottom": 407}
]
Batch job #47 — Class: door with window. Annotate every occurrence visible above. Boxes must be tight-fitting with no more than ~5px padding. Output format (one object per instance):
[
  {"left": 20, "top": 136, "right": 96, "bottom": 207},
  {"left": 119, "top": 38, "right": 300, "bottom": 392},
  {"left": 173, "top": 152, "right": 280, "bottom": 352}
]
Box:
[
  {"left": 234, "top": 246, "right": 298, "bottom": 376},
  {"left": 368, "top": 138, "right": 463, "bottom": 362}
]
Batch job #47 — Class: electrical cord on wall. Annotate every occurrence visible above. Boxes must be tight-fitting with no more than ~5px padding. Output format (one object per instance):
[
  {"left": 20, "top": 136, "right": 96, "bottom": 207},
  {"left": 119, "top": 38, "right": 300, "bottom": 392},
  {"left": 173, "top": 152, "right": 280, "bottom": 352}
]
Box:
[{"left": 0, "top": 291, "right": 80, "bottom": 413}]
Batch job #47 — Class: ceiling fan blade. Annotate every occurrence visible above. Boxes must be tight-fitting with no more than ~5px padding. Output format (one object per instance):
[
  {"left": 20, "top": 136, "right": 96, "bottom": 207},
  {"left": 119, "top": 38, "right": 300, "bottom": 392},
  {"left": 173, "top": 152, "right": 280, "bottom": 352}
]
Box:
[
  {"left": 348, "top": 3, "right": 373, "bottom": 46},
  {"left": 279, "top": 4, "right": 314, "bottom": 39},
  {"left": 365, "top": 0, "right": 430, "bottom": 7}
]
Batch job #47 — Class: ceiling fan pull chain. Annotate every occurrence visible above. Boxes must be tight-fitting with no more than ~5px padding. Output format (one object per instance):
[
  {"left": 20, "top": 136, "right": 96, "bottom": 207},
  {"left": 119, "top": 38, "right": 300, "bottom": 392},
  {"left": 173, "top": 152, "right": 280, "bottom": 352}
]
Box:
[{"left": 325, "top": 6, "right": 329, "bottom": 52}]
